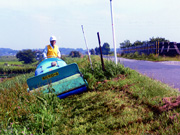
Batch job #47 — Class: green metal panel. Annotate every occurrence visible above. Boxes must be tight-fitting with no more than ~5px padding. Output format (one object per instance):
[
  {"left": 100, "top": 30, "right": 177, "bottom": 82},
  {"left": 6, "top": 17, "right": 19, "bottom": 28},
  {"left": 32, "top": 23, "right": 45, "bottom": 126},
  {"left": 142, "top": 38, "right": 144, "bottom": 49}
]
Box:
[
  {"left": 29, "top": 74, "right": 87, "bottom": 95},
  {"left": 27, "top": 63, "right": 81, "bottom": 90}
]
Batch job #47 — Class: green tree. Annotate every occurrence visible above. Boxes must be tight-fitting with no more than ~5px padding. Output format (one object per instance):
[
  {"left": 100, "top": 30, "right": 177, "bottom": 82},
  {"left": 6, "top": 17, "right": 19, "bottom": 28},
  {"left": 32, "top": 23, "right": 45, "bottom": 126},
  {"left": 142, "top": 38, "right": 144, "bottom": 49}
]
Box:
[
  {"left": 95, "top": 47, "right": 100, "bottom": 55},
  {"left": 102, "top": 43, "right": 110, "bottom": 55},
  {"left": 16, "top": 49, "right": 37, "bottom": 64},
  {"left": 133, "top": 40, "right": 143, "bottom": 46},
  {"left": 149, "top": 37, "right": 169, "bottom": 43},
  {"left": 90, "top": 49, "right": 95, "bottom": 55},
  {"left": 69, "top": 51, "right": 81, "bottom": 58},
  {"left": 120, "top": 40, "right": 132, "bottom": 48}
]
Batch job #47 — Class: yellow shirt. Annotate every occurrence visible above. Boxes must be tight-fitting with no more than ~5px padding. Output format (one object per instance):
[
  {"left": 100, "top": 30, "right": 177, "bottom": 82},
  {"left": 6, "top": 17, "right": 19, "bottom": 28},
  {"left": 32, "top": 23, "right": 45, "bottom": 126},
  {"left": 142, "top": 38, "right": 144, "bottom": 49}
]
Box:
[{"left": 47, "top": 45, "right": 58, "bottom": 58}]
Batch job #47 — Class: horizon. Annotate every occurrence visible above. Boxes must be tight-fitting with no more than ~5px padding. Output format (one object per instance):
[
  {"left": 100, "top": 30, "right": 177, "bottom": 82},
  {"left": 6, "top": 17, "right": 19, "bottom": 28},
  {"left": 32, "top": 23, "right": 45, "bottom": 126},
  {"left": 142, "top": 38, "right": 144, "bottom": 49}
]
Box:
[{"left": 1, "top": 38, "right": 180, "bottom": 51}]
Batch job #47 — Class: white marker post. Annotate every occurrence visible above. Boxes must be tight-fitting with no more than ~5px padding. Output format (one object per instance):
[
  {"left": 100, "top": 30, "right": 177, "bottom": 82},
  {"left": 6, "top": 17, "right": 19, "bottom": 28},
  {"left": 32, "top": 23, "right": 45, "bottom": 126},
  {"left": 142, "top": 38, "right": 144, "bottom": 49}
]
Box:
[
  {"left": 110, "top": 0, "right": 118, "bottom": 64},
  {"left": 81, "top": 25, "right": 93, "bottom": 70}
]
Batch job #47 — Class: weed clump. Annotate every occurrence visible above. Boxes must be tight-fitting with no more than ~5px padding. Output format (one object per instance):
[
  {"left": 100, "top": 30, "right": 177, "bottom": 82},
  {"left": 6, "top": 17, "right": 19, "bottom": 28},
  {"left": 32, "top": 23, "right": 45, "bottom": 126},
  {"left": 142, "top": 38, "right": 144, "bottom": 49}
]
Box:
[{"left": 81, "top": 60, "right": 131, "bottom": 89}]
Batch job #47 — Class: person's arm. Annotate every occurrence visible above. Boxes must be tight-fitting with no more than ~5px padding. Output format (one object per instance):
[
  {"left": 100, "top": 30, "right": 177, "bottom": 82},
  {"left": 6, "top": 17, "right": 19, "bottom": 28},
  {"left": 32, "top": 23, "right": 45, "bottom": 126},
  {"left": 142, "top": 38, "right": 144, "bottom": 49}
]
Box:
[
  {"left": 57, "top": 49, "right": 61, "bottom": 59},
  {"left": 43, "top": 46, "right": 48, "bottom": 59}
]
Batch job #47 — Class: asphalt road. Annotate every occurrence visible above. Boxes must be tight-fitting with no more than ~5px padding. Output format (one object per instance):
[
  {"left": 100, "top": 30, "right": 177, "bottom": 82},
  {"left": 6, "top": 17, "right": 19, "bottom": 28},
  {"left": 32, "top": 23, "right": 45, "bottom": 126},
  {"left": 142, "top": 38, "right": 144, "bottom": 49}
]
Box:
[{"left": 106, "top": 57, "right": 180, "bottom": 90}]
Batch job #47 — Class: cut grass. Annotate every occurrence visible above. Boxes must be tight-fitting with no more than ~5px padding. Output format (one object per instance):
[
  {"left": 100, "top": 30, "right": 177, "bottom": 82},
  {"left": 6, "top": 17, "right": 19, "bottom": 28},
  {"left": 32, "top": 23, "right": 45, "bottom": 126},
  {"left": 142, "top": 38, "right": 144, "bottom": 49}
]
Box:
[
  {"left": 56, "top": 71, "right": 179, "bottom": 134},
  {"left": 0, "top": 56, "right": 180, "bottom": 134}
]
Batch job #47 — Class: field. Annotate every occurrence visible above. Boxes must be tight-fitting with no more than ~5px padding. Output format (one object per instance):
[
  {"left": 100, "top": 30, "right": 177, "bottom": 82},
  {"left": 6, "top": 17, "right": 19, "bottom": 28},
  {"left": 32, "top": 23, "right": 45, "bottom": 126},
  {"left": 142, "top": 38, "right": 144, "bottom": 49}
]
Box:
[
  {"left": 0, "top": 56, "right": 21, "bottom": 64},
  {"left": 0, "top": 56, "right": 37, "bottom": 79},
  {"left": 0, "top": 56, "right": 180, "bottom": 134},
  {"left": 0, "top": 61, "right": 23, "bottom": 65}
]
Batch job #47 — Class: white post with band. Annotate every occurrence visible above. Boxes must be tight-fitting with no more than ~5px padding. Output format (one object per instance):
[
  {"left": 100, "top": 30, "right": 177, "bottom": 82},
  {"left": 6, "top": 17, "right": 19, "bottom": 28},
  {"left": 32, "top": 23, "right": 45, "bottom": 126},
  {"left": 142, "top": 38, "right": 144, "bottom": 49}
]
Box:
[
  {"left": 81, "top": 25, "right": 93, "bottom": 70},
  {"left": 110, "top": 0, "right": 118, "bottom": 64}
]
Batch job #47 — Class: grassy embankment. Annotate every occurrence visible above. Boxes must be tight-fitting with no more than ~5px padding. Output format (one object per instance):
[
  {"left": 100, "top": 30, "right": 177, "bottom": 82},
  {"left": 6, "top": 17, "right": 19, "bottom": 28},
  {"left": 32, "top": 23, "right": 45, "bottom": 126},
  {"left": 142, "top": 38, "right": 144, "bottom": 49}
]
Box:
[
  {"left": 120, "top": 52, "right": 180, "bottom": 62},
  {"left": 0, "top": 56, "right": 180, "bottom": 134}
]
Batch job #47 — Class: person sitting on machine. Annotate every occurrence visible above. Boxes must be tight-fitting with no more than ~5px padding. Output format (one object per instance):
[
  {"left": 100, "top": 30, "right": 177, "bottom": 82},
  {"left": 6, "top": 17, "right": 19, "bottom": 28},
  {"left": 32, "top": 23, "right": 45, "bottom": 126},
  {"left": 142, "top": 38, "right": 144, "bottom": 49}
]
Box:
[{"left": 43, "top": 36, "right": 61, "bottom": 59}]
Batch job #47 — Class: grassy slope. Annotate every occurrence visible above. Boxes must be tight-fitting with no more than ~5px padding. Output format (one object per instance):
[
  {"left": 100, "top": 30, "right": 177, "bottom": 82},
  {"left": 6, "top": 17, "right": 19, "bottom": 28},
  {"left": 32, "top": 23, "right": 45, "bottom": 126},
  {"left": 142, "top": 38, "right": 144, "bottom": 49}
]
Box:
[{"left": 0, "top": 56, "right": 180, "bottom": 134}]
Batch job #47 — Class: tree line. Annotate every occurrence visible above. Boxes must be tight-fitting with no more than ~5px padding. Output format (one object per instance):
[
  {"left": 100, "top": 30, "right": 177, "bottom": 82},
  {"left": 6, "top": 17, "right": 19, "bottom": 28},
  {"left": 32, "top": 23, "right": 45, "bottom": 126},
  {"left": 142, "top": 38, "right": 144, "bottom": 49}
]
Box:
[
  {"left": 16, "top": 37, "right": 169, "bottom": 63},
  {"left": 69, "top": 42, "right": 111, "bottom": 57},
  {"left": 120, "top": 37, "right": 170, "bottom": 48},
  {"left": 15, "top": 42, "right": 112, "bottom": 63}
]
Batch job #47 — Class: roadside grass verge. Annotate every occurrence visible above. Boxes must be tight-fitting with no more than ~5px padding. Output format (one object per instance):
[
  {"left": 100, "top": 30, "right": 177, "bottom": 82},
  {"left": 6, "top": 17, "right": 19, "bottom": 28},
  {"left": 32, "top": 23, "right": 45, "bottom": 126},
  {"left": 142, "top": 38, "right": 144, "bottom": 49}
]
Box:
[
  {"left": 120, "top": 52, "right": 180, "bottom": 62},
  {"left": 0, "top": 56, "right": 180, "bottom": 134}
]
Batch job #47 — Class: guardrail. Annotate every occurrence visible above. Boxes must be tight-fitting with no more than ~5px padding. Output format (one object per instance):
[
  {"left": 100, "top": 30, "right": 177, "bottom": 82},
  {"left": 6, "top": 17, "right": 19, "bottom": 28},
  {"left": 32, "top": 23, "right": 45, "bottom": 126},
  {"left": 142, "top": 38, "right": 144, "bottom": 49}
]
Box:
[{"left": 121, "top": 42, "right": 180, "bottom": 56}]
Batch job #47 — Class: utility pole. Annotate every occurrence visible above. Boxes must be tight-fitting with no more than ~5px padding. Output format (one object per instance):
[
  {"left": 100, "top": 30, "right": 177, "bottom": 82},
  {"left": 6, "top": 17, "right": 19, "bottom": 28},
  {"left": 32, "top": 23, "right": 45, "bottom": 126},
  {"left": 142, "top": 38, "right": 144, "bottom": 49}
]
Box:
[
  {"left": 81, "top": 25, "right": 93, "bottom": 70},
  {"left": 110, "top": 0, "right": 118, "bottom": 64}
]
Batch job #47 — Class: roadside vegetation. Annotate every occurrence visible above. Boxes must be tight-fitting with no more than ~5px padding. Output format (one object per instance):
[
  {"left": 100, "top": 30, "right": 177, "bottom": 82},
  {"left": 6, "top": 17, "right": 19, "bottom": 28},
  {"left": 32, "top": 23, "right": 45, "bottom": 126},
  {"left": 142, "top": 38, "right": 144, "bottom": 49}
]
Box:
[
  {"left": 0, "top": 56, "right": 180, "bottom": 134},
  {"left": 120, "top": 52, "right": 180, "bottom": 62}
]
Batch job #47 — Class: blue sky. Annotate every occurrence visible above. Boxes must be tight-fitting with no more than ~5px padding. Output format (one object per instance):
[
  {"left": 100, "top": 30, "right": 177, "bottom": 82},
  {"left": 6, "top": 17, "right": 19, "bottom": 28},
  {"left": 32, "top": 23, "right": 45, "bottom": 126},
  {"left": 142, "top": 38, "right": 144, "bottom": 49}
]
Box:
[{"left": 0, "top": 0, "right": 180, "bottom": 50}]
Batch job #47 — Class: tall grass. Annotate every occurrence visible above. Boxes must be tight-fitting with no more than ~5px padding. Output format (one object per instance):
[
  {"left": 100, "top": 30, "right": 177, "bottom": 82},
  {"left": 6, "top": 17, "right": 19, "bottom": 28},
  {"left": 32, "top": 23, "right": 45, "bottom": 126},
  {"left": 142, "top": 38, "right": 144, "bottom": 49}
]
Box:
[{"left": 0, "top": 73, "right": 34, "bottom": 90}]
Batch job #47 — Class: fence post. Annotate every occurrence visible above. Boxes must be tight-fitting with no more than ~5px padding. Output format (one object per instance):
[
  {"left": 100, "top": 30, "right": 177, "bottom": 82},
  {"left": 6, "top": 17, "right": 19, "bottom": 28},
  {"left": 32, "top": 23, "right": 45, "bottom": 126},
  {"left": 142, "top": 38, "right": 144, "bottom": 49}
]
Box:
[
  {"left": 97, "top": 32, "right": 105, "bottom": 71},
  {"left": 158, "top": 41, "right": 159, "bottom": 56}
]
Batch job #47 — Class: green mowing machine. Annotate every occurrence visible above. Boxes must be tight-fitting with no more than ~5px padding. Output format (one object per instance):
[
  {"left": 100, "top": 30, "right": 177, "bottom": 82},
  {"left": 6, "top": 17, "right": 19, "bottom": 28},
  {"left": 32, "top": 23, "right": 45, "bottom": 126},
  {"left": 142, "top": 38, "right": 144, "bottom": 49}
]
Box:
[{"left": 27, "top": 58, "right": 88, "bottom": 99}]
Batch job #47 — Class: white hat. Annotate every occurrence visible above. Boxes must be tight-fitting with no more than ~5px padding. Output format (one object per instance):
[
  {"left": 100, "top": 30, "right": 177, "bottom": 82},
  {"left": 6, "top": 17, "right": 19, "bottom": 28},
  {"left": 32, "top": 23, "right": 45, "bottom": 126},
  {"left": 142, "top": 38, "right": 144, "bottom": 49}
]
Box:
[{"left": 50, "top": 36, "right": 56, "bottom": 41}]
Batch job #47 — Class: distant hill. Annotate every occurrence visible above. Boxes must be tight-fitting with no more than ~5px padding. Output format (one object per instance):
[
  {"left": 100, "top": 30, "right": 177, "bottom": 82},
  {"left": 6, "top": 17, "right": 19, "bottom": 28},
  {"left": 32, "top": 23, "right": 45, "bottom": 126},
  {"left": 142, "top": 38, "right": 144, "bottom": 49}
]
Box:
[
  {"left": 0, "top": 48, "right": 18, "bottom": 56},
  {"left": 0, "top": 48, "right": 88, "bottom": 56},
  {"left": 32, "top": 48, "right": 87, "bottom": 55},
  {"left": 59, "top": 48, "right": 87, "bottom": 55},
  {"left": 0, "top": 47, "right": 119, "bottom": 56}
]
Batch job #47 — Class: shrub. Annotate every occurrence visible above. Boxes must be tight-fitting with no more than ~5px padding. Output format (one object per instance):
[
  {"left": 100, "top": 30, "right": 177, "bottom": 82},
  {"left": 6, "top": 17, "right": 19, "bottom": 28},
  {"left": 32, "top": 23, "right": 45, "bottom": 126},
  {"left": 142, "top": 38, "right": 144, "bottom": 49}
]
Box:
[
  {"left": 69, "top": 51, "right": 82, "bottom": 58},
  {"left": 141, "top": 53, "right": 146, "bottom": 59},
  {"left": 133, "top": 52, "right": 139, "bottom": 58},
  {"left": 127, "top": 53, "right": 134, "bottom": 58},
  {"left": 149, "top": 53, "right": 157, "bottom": 60},
  {"left": 16, "top": 49, "right": 37, "bottom": 64},
  {"left": 81, "top": 60, "right": 131, "bottom": 89}
]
